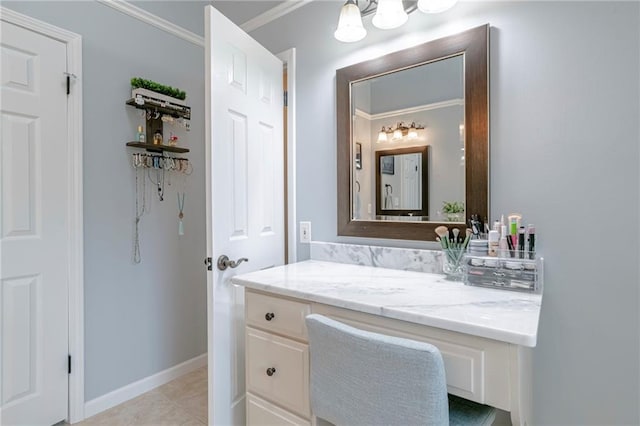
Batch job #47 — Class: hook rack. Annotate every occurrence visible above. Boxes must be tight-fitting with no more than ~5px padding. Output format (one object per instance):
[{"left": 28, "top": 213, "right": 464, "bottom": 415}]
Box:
[{"left": 131, "top": 152, "right": 193, "bottom": 175}]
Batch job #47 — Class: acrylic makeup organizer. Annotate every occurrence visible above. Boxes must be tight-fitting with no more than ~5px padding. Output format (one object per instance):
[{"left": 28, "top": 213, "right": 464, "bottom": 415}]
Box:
[{"left": 462, "top": 252, "right": 543, "bottom": 293}]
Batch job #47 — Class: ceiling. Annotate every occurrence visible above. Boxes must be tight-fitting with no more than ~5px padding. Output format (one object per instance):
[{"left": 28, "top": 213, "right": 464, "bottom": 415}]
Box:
[{"left": 211, "top": 0, "right": 314, "bottom": 31}]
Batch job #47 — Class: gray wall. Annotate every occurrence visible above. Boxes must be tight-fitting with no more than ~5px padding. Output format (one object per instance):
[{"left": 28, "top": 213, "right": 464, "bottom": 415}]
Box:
[
  {"left": 3, "top": 1, "right": 208, "bottom": 400},
  {"left": 250, "top": 1, "right": 640, "bottom": 424}
]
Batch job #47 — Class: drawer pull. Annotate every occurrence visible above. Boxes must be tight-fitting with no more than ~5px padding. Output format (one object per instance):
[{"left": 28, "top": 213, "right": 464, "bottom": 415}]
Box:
[
  {"left": 266, "top": 367, "right": 276, "bottom": 377},
  {"left": 265, "top": 312, "right": 275, "bottom": 321}
]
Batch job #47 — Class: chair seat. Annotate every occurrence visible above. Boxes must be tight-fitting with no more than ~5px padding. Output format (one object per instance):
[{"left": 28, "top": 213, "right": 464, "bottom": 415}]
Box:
[{"left": 448, "top": 394, "right": 497, "bottom": 426}]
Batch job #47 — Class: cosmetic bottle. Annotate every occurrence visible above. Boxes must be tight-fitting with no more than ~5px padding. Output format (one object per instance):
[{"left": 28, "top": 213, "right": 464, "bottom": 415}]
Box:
[
  {"left": 488, "top": 230, "right": 499, "bottom": 257},
  {"left": 498, "top": 225, "right": 508, "bottom": 257},
  {"left": 153, "top": 130, "right": 163, "bottom": 145},
  {"left": 137, "top": 126, "right": 145, "bottom": 143}
]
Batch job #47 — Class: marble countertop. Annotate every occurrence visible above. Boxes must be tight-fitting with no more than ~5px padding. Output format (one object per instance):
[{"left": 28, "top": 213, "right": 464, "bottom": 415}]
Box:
[{"left": 231, "top": 260, "right": 542, "bottom": 347}]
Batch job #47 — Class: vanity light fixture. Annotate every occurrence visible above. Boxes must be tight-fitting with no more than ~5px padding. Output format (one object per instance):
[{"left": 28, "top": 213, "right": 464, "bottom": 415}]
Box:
[
  {"left": 377, "top": 126, "right": 389, "bottom": 142},
  {"left": 335, "top": 0, "right": 458, "bottom": 42},
  {"left": 377, "top": 122, "right": 425, "bottom": 143},
  {"left": 372, "top": 0, "right": 408, "bottom": 30},
  {"left": 407, "top": 122, "right": 420, "bottom": 140},
  {"left": 334, "top": 0, "right": 367, "bottom": 42}
]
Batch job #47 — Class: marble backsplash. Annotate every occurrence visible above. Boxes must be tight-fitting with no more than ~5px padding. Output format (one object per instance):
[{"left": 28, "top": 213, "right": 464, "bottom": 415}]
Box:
[{"left": 310, "top": 241, "right": 443, "bottom": 274}]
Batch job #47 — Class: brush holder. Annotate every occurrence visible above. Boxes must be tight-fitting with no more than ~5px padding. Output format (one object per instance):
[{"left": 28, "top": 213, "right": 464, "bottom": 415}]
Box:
[
  {"left": 462, "top": 251, "right": 543, "bottom": 293},
  {"left": 441, "top": 247, "right": 466, "bottom": 281}
]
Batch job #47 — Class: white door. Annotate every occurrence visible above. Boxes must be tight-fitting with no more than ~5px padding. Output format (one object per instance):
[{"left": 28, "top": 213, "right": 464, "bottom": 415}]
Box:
[
  {"left": 1, "top": 21, "right": 69, "bottom": 425},
  {"left": 205, "top": 6, "right": 284, "bottom": 426},
  {"left": 401, "top": 153, "right": 421, "bottom": 210}
]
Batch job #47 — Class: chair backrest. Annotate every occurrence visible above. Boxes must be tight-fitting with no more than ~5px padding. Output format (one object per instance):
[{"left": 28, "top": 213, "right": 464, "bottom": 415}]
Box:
[{"left": 305, "top": 314, "right": 449, "bottom": 426}]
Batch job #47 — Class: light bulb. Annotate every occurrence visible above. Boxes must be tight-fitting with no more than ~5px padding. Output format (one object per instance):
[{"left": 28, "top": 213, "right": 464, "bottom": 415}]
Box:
[
  {"left": 372, "top": 0, "right": 408, "bottom": 30},
  {"left": 377, "top": 129, "right": 388, "bottom": 143},
  {"left": 334, "top": 0, "right": 367, "bottom": 42}
]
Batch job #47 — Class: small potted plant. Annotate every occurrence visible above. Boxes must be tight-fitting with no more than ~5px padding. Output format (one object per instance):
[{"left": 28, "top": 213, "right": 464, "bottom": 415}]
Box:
[
  {"left": 441, "top": 201, "right": 465, "bottom": 222},
  {"left": 131, "top": 77, "right": 187, "bottom": 106}
]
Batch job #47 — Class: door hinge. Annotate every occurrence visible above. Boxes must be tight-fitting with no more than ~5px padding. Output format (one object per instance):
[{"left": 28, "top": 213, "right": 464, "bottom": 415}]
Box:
[
  {"left": 68, "top": 355, "right": 72, "bottom": 374},
  {"left": 64, "top": 72, "right": 77, "bottom": 95},
  {"left": 204, "top": 257, "right": 212, "bottom": 271},
  {"left": 283, "top": 90, "right": 288, "bottom": 107}
]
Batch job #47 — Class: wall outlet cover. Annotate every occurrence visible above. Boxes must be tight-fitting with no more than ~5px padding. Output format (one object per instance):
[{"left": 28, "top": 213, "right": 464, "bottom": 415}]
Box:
[{"left": 300, "top": 221, "right": 311, "bottom": 243}]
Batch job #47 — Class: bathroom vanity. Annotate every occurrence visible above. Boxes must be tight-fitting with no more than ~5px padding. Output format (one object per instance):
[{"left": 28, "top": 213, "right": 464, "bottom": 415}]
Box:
[{"left": 232, "top": 259, "right": 542, "bottom": 426}]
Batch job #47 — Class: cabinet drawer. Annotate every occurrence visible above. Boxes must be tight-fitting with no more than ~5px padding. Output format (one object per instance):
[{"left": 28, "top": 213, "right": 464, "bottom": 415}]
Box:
[
  {"left": 246, "top": 291, "right": 310, "bottom": 340},
  {"left": 247, "top": 393, "right": 310, "bottom": 426},
  {"left": 246, "top": 327, "right": 310, "bottom": 417}
]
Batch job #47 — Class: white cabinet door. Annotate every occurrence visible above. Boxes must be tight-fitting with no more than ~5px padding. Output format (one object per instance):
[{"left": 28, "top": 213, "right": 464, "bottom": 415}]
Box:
[
  {"left": 205, "top": 6, "right": 284, "bottom": 425},
  {"left": 1, "top": 21, "right": 69, "bottom": 426},
  {"left": 247, "top": 393, "right": 310, "bottom": 426}
]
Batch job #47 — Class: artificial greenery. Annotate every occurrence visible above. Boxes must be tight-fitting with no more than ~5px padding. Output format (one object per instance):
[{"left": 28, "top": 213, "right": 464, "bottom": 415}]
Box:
[
  {"left": 131, "top": 77, "right": 186, "bottom": 100},
  {"left": 442, "top": 201, "right": 465, "bottom": 214}
]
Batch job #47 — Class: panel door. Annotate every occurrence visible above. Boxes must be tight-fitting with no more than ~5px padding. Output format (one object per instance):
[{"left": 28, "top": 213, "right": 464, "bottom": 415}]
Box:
[
  {"left": 205, "top": 6, "right": 284, "bottom": 426},
  {"left": 1, "top": 21, "right": 69, "bottom": 426}
]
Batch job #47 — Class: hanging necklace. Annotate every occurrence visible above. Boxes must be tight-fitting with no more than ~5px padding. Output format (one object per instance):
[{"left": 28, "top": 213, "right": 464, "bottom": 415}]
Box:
[
  {"left": 177, "top": 190, "right": 185, "bottom": 236},
  {"left": 147, "top": 167, "right": 165, "bottom": 201},
  {"left": 133, "top": 166, "right": 147, "bottom": 263}
]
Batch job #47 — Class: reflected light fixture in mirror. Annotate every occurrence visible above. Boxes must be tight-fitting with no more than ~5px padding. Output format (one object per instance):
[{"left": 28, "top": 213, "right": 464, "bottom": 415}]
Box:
[
  {"left": 377, "top": 122, "right": 425, "bottom": 143},
  {"left": 335, "top": 0, "right": 459, "bottom": 42}
]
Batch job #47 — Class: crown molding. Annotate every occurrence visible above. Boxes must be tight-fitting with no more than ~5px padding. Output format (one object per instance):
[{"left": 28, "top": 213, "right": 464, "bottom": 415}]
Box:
[
  {"left": 241, "top": 0, "right": 312, "bottom": 33},
  {"left": 355, "top": 99, "right": 464, "bottom": 121},
  {"left": 1, "top": 6, "right": 81, "bottom": 42},
  {"left": 95, "top": 0, "right": 204, "bottom": 47}
]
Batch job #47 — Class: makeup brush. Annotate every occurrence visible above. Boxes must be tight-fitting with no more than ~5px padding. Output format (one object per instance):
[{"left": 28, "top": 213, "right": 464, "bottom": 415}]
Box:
[
  {"left": 462, "top": 228, "right": 472, "bottom": 249},
  {"left": 452, "top": 228, "right": 460, "bottom": 245},
  {"left": 435, "top": 226, "right": 450, "bottom": 249},
  {"left": 454, "top": 228, "right": 473, "bottom": 264}
]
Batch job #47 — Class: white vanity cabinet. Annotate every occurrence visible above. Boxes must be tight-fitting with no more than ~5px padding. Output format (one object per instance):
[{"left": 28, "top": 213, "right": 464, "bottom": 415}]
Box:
[
  {"left": 235, "top": 260, "right": 541, "bottom": 426},
  {"left": 245, "top": 291, "right": 312, "bottom": 425}
]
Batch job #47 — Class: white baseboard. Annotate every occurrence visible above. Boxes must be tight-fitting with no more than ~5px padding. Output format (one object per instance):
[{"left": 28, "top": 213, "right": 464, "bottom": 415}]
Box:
[{"left": 83, "top": 353, "right": 207, "bottom": 420}]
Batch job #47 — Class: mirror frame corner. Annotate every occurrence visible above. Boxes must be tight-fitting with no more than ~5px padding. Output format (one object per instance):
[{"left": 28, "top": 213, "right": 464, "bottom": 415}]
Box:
[{"left": 337, "top": 24, "right": 489, "bottom": 241}]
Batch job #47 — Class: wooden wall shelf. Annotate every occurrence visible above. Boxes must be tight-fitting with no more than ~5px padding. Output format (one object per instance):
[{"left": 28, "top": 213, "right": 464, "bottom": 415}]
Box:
[
  {"left": 126, "top": 142, "right": 189, "bottom": 153},
  {"left": 125, "top": 94, "right": 191, "bottom": 153},
  {"left": 125, "top": 98, "right": 191, "bottom": 119}
]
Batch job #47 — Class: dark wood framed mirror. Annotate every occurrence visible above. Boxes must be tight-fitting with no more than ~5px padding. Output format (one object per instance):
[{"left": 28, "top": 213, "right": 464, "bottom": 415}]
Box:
[
  {"left": 375, "top": 146, "right": 429, "bottom": 218},
  {"left": 337, "top": 24, "right": 489, "bottom": 241}
]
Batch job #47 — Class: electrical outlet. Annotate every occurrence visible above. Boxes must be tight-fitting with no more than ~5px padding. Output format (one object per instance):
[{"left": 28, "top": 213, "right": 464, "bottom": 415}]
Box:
[{"left": 300, "top": 221, "right": 311, "bottom": 243}]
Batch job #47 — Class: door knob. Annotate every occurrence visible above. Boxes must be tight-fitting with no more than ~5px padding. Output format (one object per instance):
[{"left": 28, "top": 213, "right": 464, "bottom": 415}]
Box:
[{"left": 217, "top": 255, "right": 248, "bottom": 271}]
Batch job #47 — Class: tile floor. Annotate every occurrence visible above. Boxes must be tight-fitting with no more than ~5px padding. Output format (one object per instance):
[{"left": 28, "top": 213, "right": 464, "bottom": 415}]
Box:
[{"left": 78, "top": 366, "right": 207, "bottom": 425}]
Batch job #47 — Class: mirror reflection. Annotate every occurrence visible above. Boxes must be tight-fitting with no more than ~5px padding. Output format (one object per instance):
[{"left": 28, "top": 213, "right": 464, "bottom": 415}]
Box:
[
  {"left": 351, "top": 54, "right": 465, "bottom": 223},
  {"left": 373, "top": 146, "right": 428, "bottom": 220}
]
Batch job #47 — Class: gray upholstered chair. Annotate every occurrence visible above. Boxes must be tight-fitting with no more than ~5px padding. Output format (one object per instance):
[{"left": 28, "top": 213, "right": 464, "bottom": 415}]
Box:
[{"left": 305, "top": 314, "right": 496, "bottom": 426}]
